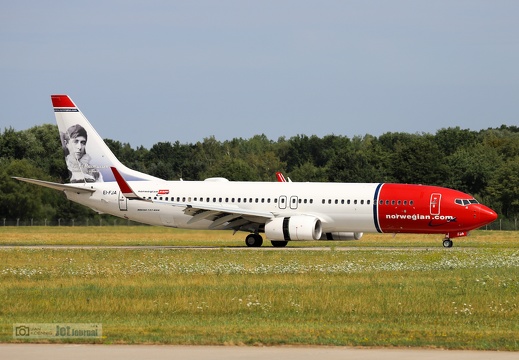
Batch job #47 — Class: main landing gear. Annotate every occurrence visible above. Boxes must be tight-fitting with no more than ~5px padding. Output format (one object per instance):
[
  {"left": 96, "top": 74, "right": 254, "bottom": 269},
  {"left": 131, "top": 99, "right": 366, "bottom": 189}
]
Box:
[
  {"left": 245, "top": 233, "right": 263, "bottom": 247},
  {"left": 244, "top": 234, "right": 288, "bottom": 248},
  {"left": 442, "top": 238, "right": 454, "bottom": 248}
]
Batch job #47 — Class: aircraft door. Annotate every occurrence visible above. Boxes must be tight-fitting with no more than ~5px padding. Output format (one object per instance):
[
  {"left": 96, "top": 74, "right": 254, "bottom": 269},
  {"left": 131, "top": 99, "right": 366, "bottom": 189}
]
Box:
[
  {"left": 290, "top": 196, "right": 299, "bottom": 209},
  {"left": 279, "top": 195, "right": 287, "bottom": 209},
  {"left": 118, "top": 191, "right": 128, "bottom": 211},
  {"left": 430, "top": 193, "right": 441, "bottom": 216}
]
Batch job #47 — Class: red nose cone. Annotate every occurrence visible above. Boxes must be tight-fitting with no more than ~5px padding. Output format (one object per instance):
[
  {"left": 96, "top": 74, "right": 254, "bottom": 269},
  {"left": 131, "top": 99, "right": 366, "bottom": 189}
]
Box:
[{"left": 479, "top": 206, "right": 498, "bottom": 226}]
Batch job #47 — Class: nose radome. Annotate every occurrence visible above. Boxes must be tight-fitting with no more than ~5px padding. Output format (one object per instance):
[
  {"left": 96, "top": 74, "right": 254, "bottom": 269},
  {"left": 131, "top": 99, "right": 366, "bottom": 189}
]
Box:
[{"left": 479, "top": 206, "right": 498, "bottom": 225}]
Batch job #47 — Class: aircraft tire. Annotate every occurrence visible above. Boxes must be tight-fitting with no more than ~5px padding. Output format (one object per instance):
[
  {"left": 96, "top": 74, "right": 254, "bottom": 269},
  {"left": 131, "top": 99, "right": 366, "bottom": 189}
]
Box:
[
  {"left": 442, "top": 239, "right": 453, "bottom": 248},
  {"left": 245, "top": 234, "right": 263, "bottom": 247},
  {"left": 271, "top": 240, "right": 288, "bottom": 248}
]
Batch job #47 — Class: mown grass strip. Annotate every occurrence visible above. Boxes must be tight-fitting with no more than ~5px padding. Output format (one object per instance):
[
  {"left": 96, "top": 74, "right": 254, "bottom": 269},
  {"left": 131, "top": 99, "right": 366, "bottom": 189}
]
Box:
[
  {"left": 0, "top": 245, "right": 517, "bottom": 349},
  {"left": 0, "top": 227, "right": 517, "bottom": 248}
]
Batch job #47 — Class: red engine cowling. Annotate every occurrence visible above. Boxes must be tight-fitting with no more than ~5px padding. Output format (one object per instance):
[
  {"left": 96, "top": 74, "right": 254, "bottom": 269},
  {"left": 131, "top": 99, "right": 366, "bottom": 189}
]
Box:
[
  {"left": 320, "top": 232, "right": 363, "bottom": 241},
  {"left": 265, "top": 216, "right": 322, "bottom": 241}
]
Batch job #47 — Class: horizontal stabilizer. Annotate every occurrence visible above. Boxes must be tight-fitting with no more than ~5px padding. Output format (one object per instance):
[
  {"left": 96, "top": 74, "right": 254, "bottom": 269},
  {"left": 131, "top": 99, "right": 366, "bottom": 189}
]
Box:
[{"left": 13, "top": 177, "right": 96, "bottom": 193}]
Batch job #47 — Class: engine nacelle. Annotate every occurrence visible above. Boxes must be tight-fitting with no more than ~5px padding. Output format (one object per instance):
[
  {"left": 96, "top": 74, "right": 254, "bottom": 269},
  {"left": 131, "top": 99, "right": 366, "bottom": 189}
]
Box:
[
  {"left": 320, "top": 232, "right": 363, "bottom": 241},
  {"left": 265, "top": 216, "right": 322, "bottom": 241}
]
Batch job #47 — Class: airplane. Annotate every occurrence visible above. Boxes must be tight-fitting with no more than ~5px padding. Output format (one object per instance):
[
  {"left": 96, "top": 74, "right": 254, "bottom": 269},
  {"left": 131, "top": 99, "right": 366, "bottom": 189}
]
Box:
[{"left": 14, "top": 95, "right": 498, "bottom": 248}]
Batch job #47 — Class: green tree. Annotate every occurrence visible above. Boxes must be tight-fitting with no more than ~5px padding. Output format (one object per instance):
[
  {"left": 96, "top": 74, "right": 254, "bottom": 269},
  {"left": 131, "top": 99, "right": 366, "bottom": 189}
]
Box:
[
  {"left": 289, "top": 162, "right": 328, "bottom": 182},
  {"left": 444, "top": 144, "right": 500, "bottom": 196},
  {"left": 386, "top": 133, "right": 448, "bottom": 185},
  {"left": 486, "top": 156, "right": 519, "bottom": 218},
  {"left": 0, "top": 159, "right": 53, "bottom": 219}
]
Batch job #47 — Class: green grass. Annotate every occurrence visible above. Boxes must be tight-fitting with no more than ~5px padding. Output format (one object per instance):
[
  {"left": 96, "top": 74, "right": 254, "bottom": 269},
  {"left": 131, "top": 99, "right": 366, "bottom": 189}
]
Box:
[
  {"left": 0, "top": 228, "right": 517, "bottom": 349},
  {"left": 0, "top": 226, "right": 517, "bottom": 248}
]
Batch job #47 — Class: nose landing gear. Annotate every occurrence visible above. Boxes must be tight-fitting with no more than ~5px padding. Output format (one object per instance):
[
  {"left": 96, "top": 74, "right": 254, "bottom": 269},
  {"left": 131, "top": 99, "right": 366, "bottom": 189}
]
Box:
[{"left": 442, "top": 238, "right": 453, "bottom": 248}]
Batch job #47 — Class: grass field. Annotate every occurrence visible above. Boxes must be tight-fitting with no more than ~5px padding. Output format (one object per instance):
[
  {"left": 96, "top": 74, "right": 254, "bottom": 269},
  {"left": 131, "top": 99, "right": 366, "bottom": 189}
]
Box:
[{"left": 0, "top": 227, "right": 517, "bottom": 350}]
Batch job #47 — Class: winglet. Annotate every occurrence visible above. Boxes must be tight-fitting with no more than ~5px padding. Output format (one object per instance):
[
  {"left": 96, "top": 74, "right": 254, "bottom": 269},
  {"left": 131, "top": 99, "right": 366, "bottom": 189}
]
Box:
[
  {"left": 275, "top": 172, "right": 292, "bottom": 182},
  {"left": 276, "top": 172, "right": 287, "bottom": 182},
  {"left": 110, "top": 167, "right": 150, "bottom": 201}
]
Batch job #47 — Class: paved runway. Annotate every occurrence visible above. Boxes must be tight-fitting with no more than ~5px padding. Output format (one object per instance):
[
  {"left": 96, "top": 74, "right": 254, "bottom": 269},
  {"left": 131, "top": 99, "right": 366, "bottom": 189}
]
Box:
[{"left": 1, "top": 344, "right": 517, "bottom": 360}]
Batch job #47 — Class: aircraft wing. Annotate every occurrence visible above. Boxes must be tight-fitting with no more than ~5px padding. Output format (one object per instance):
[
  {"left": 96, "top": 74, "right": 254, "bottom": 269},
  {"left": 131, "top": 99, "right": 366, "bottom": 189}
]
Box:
[
  {"left": 13, "top": 177, "right": 96, "bottom": 194},
  {"left": 110, "top": 167, "right": 275, "bottom": 231},
  {"left": 173, "top": 202, "right": 274, "bottom": 228}
]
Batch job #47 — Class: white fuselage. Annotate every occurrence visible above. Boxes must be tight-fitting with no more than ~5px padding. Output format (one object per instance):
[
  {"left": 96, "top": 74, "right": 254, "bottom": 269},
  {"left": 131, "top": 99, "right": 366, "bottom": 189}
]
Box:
[{"left": 66, "top": 180, "right": 380, "bottom": 233}]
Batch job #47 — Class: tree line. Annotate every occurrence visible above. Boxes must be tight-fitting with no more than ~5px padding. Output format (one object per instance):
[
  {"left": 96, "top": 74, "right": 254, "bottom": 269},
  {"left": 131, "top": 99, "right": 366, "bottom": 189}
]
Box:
[{"left": 1, "top": 124, "right": 518, "bottom": 224}]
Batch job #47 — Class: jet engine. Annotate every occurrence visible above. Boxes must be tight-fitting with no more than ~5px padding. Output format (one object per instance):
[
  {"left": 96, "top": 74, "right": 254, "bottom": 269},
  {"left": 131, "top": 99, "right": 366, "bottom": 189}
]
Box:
[
  {"left": 265, "top": 216, "right": 322, "bottom": 241},
  {"left": 320, "top": 232, "right": 363, "bottom": 241}
]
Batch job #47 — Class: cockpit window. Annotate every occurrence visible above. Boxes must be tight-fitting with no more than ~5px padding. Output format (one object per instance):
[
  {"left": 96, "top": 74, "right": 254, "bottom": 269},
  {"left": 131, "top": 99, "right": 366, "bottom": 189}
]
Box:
[{"left": 455, "top": 198, "right": 479, "bottom": 206}]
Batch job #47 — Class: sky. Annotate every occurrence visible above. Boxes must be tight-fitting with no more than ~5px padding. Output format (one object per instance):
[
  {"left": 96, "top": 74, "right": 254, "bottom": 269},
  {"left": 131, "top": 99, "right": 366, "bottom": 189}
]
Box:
[{"left": 1, "top": 1, "right": 518, "bottom": 148}]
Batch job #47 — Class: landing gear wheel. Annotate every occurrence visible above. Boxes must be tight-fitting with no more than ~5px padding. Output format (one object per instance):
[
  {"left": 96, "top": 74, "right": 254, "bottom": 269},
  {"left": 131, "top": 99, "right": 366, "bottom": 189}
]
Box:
[
  {"left": 245, "top": 234, "right": 263, "bottom": 247},
  {"left": 271, "top": 240, "right": 288, "bottom": 248},
  {"left": 442, "top": 238, "right": 453, "bottom": 248}
]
